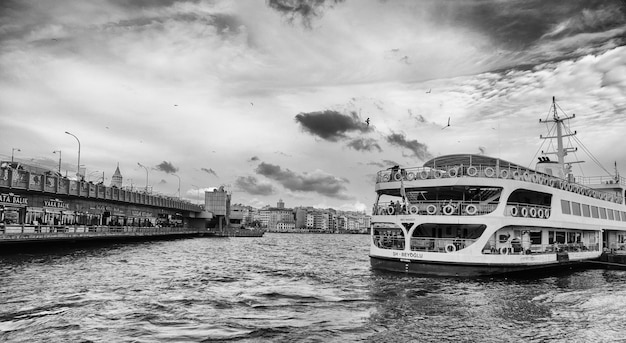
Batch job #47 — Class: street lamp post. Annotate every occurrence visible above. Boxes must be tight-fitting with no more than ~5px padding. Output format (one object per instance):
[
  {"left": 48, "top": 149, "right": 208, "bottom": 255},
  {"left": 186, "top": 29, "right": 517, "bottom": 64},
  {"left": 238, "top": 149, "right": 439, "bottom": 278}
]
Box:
[
  {"left": 64, "top": 131, "right": 81, "bottom": 179},
  {"left": 137, "top": 162, "right": 149, "bottom": 192},
  {"left": 11, "top": 148, "right": 20, "bottom": 162},
  {"left": 53, "top": 150, "right": 61, "bottom": 173},
  {"left": 173, "top": 174, "right": 181, "bottom": 199}
]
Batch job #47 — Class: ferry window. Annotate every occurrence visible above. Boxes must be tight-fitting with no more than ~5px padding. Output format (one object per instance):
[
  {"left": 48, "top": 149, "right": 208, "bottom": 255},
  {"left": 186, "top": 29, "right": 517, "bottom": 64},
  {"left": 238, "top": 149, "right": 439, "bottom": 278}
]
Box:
[
  {"left": 556, "top": 232, "right": 566, "bottom": 244},
  {"left": 591, "top": 206, "right": 599, "bottom": 218},
  {"left": 600, "top": 208, "right": 607, "bottom": 219},
  {"left": 529, "top": 231, "right": 542, "bottom": 244},
  {"left": 561, "top": 200, "right": 571, "bottom": 215},
  {"left": 622, "top": 212, "right": 626, "bottom": 222},
  {"left": 499, "top": 234, "right": 510, "bottom": 243},
  {"left": 608, "top": 209, "right": 614, "bottom": 220},
  {"left": 567, "top": 232, "right": 580, "bottom": 243},
  {"left": 581, "top": 204, "right": 590, "bottom": 217},
  {"left": 615, "top": 210, "right": 622, "bottom": 221},
  {"left": 571, "top": 202, "right": 581, "bottom": 216}
]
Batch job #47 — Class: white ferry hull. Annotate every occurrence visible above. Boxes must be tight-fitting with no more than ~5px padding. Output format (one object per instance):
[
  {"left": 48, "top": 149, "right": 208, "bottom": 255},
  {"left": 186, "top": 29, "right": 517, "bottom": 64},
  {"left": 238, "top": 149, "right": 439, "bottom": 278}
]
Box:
[{"left": 369, "top": 254, "right": 588, "bottom": 277}]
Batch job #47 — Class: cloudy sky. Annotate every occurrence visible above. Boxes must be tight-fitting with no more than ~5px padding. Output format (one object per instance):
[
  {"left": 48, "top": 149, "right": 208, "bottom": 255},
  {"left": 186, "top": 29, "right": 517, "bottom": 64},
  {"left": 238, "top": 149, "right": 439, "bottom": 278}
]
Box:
[{"left": 1, "top": 0, "right": 625, "bottom": 213}]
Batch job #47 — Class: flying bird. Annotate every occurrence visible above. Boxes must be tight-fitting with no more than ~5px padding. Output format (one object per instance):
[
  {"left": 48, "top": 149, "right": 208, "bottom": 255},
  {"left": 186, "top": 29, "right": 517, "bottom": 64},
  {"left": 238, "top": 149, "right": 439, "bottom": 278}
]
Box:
[
  {"left": 441, "top": 117, "right": 451, "bottom": 130},
  {"left": 426, "top": 88, "right": 432, "bottom": 94},
  {"left": 366, "top": 118, "right": 370, "bottom": 126}
]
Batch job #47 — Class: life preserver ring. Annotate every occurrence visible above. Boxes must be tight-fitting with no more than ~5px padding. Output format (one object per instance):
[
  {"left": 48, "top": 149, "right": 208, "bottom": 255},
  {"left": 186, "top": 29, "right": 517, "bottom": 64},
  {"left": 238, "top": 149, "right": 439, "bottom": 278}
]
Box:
[
  {"left": 465, "top": 204, "right": 477, "bottom": 215},
  {"left": 531, "top": 174, "right": 540, "bottom": 183},
  {"left": 510, "top": 206, "right": 519, "bottom": 217},
  {"left": 500, "top": 169, "right": 509, "bottom": 179},
  {"left": 521, "top": 207, "right": 529, "bottom": 217},
  {"left": 558, "top": 181, "right": 565, "bottom": 190},
  {"left": 407, "top": 172, "right": 415, "bottom": 181},
  {"left": 426, "top": 204, "right": 438, "bottom": 215},
  {"left": 445, "top": 244, "right": 456, "bottom": 253},
  {"left": 433, "top": 170, "right": 443, "bottom": 178},
  {"left": 467, "top": 166, "right": 478, "bottom": 177},
  {"left": 383, "top": 174, "right": 390, "bottom": 182},
  {"left": 537, "top": 208, "right": 544, "bottom": 218},
  {"left": 448, "top": 167, "right": 458, "bottom": 177},
  {"left": 549, "top": 179, "right": 557, "bottom": 187},
  {"left": 419, "top": 171, "right": 429, "bottom": 179},
  {"left": 522, "top": 172, "right": 530, "bottom": 181},
  {"left": 500, "top": 247, "right": 510, "bottom": 255},
  {"left": 387, "top": 206, "right": 395, "bottom": 215},
  {"left": 393, "top": 172, "right": 402, "bottom": 181},
  {"left": 529, "top": 207, "right": 537, "bottom": 218},
  {"left": 443, "top": 204, "right": 455, "bottom": 215},
  {"left": 512, "top": 170, "right": 521, "bottom": 180},
  {"left": 409, "top": 205, "right": 419, "bottom": 215},
  {"left": 484, "top": 167, "right": 495, "bottom": 177},
  {"left": 544, "top": 209, "right": 550, "bottom": 218}
]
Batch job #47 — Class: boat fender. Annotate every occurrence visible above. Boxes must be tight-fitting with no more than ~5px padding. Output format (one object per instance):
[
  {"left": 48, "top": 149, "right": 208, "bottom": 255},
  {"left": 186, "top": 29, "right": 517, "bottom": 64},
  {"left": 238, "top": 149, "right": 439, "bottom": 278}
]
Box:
[
  {"left": 521, "top": 207, "right": 529, "bottom": 217},
  {"left": 387, "top": 206, "right": 395, "bottom": 215},
  {"left": 529, "top": 207, "right": 537, "bottom": 218},
  {"left": 426, "top": 204, "right": 438, "bottom": 215},
  {"left": 484, "top": 167, "right": 495, "bottom": 178},
  {"left": 393, "top": 172, "right": 402, "bottom": 181},
  {"left": 465, "top": 204, "right": 478, "bottom": 215},
  {"left": 500, "top": 247, "right": 510, "bottom": 255},
  {"left": 537, "top": 208, "right": 544, "bottom": 218},
  {"left": 510, "top": 206, "right": 519, "bottom": 217},
  {"left": 407, "top": 172, "right": 415, "bottom": 181},
  {"left": 409, "top": 205, "right": 419, "bottom": 215},
  {"left": 443, "top": 204, "right": 455, "bottom": 215},
  {"left": 448, "top": 167, "right": 458, "bottom": 177},
  {"left": 445, "top": 244, "right": 456, "bottom": 253},
  {"left": 500, "top": 169, "right": 509, "bottom": 179},
  {"left": 467, "top": 166, "right": 478, "bottom": 177}
]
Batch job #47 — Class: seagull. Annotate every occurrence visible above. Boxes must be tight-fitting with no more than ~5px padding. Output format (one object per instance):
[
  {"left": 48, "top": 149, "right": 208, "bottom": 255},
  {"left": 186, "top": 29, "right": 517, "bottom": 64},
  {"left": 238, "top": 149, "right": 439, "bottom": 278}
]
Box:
[
  {"left": 366, "top": 118, "right": 370, "bottom": 126},
  {"left": 441, "top": 117, "right": 450, "bottom": 130},
  {"left": 426, "top": 88, "right": 431, "bottom": 94},
  {"left": 250, "top": 102, "right": 254, "bottom": 106}
]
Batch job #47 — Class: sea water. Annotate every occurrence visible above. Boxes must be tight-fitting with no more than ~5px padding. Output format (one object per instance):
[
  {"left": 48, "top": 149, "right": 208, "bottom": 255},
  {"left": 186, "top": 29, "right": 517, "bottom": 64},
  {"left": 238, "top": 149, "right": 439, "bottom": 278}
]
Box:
[{"left": 1, "top": 233, "right": 626, "bottom": 342}]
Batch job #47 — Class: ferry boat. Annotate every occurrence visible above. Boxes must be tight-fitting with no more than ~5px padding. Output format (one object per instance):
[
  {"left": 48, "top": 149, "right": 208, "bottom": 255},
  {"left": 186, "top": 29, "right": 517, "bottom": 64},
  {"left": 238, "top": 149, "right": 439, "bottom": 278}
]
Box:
[{"left": 369, "top": 98, "right": 626, "bottom": 276}]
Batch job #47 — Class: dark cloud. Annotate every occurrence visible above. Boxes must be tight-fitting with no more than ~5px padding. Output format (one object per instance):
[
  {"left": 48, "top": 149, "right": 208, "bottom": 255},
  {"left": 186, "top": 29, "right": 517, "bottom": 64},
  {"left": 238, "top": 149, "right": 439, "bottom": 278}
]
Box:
[
  {"left": 347, "top": 138, "right": 382, "bottom": 152},
  {"left": 154, "top": 161, "right": 178, "bottom": 174},
  {"left": 433, "top": 0, "right": 626, "bottom": 50},
  {"left": 255, "top": 162, "right": 351, "bottom": 199},
  {"left": 201, "top": 168, "right": 218, "bottom": 177},
  {"left": 295, "top": 110, "right": 370, "bottom": 142},
  {"left": 235, "top": 176, "right": 275, "bottom": 196},
  {"left": 267, "top": 0, "right": 345, "bottom": 28},
  {"left": 386, "top": 133, "right": 432, "bottom": 161}
]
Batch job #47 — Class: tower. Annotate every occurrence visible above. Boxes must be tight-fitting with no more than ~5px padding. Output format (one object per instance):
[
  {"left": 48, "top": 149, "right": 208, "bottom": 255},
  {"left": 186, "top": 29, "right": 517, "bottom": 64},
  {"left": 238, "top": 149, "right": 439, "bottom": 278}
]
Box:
[{"left": 110, "top": 163, "right": 123, "bottom": 188}]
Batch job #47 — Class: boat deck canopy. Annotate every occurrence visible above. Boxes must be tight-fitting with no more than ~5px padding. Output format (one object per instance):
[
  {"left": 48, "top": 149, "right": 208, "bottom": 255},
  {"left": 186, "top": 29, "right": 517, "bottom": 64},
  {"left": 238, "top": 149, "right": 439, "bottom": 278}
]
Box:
[{"left": 423, "top": 154, "right": 527, "bottom": 170}]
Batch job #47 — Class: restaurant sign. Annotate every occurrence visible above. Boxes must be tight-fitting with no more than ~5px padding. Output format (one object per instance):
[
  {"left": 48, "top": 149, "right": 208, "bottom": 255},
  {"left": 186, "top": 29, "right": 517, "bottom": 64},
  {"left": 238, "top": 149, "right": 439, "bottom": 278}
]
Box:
[
  {"left": 44, "top": 199, "right": 70, "bottom": 209},
  {"left": 0, "top": 193, "right": 28, "bottom": 206}
]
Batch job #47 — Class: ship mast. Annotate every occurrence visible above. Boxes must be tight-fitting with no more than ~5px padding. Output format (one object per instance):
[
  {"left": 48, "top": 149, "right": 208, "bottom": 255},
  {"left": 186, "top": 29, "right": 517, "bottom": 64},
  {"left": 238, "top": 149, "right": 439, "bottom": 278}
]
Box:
[{"left": 539, "top": 97, "right": 578, "bottom": 179}]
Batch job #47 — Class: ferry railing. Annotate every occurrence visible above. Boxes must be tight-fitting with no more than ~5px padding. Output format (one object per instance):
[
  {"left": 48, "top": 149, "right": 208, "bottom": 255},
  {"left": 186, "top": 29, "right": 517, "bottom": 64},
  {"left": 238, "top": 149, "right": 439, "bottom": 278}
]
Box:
[
  {"left": 373, "top": 200, "right": 498, "bottom": 216},
  {"left": 482, "top": 242, "right": 600, "bottom": 255},
  {"left": 576, "top": 175, "right": 626, "bottom": 187},
  {"left": 376, "top": 165, "right": 624, "bottom": 204},
  {"left": 409, "top": 237, "right": 476, "bottom": 252}
]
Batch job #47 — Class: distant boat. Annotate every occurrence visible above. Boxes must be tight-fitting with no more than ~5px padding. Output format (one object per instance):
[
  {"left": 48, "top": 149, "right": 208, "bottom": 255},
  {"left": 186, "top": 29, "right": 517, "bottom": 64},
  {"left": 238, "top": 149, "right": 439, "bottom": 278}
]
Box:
[{"left": 369, "top": 97, "right": 625, "bottom": 276}]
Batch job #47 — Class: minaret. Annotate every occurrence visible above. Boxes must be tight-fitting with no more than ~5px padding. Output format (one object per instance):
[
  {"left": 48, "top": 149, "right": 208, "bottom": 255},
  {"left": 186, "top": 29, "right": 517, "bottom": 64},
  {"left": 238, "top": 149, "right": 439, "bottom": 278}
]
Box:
[{"left": 111, "top": 163, "right": 123, "bottom": 188}]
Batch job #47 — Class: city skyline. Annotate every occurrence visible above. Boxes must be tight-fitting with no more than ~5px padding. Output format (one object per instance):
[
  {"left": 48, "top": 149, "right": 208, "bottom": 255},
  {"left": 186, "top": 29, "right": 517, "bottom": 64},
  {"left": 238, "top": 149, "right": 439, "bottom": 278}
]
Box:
[{"left": 2, "top": 0, "right": 625, "bottom": 213}]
